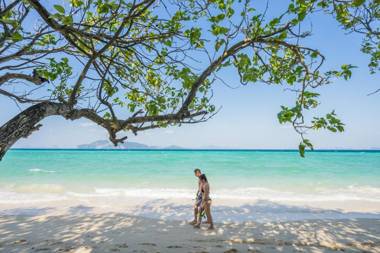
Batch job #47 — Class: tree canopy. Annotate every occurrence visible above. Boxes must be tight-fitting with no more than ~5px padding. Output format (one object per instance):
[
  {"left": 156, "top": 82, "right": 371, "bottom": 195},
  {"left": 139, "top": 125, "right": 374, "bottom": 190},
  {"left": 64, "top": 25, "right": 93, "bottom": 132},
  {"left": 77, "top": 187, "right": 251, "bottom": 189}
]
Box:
[{"left": 0, "top": 0, "right": 378, "bottom": 159}]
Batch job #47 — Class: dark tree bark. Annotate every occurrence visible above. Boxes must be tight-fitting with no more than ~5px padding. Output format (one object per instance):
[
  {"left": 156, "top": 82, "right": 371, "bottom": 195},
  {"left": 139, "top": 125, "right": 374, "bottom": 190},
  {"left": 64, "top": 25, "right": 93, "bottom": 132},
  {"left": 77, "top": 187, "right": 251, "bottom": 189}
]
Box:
[{"left": 0, "top": 102, "right": 69, "bottom": 160}]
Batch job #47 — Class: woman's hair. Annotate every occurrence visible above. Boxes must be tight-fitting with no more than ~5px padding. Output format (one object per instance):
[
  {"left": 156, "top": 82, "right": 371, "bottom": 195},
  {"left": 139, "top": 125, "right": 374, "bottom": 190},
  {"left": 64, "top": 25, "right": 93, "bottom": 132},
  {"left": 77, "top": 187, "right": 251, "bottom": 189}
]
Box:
[
  {"left": 194, "top": 168, "right": 201, "bottom": 174},
  {"left": 199, "top": 174, "right": 208, "bottom": 182}
]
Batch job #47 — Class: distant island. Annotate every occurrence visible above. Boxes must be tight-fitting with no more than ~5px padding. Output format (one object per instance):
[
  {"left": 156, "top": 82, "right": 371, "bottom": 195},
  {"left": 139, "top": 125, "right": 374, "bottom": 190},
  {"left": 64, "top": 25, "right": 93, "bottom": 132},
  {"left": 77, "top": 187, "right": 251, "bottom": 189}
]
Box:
[{"left": 77, "top": 140, "right": 184, "bottom": 149}]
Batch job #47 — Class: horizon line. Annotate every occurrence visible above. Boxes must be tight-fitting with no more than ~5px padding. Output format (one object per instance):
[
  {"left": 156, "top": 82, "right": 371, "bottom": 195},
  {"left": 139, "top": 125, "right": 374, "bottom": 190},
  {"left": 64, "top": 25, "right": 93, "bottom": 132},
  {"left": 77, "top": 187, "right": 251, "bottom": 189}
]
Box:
[{"left": 9, "top": 148, "right": 380, "bottom": 152}]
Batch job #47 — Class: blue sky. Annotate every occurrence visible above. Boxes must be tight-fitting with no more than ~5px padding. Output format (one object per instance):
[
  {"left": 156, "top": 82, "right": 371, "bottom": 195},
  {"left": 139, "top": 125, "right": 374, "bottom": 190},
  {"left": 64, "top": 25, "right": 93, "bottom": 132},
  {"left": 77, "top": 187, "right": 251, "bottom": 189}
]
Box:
[{"left": 1, "top": 1, "right": 379, "bottom": 149}]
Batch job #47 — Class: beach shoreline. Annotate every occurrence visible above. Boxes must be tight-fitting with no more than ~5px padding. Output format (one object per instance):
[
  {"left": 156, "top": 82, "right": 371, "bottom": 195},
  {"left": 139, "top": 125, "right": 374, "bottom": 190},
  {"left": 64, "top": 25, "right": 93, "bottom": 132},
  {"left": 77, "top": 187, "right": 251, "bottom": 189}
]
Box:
[
  {"left": 1, "top": 195, "right": 380, "bottom": 217},
  {"left": 1, "top": 150, "right": 380, "bottom": 252}
]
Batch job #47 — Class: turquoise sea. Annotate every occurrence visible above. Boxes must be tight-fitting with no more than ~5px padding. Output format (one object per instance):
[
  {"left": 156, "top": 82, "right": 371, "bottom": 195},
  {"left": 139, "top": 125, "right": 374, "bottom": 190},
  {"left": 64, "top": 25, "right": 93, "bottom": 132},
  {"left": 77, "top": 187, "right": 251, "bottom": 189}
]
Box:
[{"left": 0, "top": 149, "right": 380, "bottom": 204}]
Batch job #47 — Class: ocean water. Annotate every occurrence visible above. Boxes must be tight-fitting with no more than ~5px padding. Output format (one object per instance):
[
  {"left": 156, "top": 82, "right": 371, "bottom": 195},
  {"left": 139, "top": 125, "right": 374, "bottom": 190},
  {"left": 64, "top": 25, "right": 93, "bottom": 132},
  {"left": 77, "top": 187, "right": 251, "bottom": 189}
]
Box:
[{"left": 0, "top": 149, "right": 379, "bottom": 204}]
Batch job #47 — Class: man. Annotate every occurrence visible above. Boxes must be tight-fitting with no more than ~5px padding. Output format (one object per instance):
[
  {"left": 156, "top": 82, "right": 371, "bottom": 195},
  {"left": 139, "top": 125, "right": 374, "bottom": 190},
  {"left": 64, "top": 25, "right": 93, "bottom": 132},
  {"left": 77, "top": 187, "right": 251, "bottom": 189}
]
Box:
[{"left": 189, "top": 168, "right": 202, "bottom": 225}]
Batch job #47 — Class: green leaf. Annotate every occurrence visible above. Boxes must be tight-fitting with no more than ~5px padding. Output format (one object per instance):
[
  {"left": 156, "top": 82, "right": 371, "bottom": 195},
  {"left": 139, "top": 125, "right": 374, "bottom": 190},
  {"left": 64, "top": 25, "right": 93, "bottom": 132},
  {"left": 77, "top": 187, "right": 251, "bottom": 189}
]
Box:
[
  {"left": 341, "top": 64, "right": 356, "bottom": 80},
  {"left": 311, "top": 51, "right": 319, "bottom": 58},
  {"left": 97, "top": 4, "right": 109, "bottom": 14},
  {"left": 278, "top": 31, "right": 287, "bottom": 40},
  {"left": 277, "top": 106, "right": 295, "bottom": 123},
  {"left": 209, "top": 14, "right": 225, "bottom": 23},
  {"left": 352, "top": 0, "right": 365, "bottom": 7},
  {"left": 11, "top": 32, "right": 22, "bottom": 42},
  {"left": 103, "top": 80, "right": 117, "bottom": 96},
  {"left": 37, "top": 34, "right": 57, "bottom": 46},
  {"left": 184, "top": 27, "right": 203, "bottom": 48},
  {"left": 71, "top": 0, "right": 84, "bottom": 7},
  {"left": 303, "top": 139, "right": 313, "bottom": 150},
  {"left": 269, "top": 18, "right": 280, "bottom": 27},
  {"left": 288, "top": 3, "right": 295, "bottom": 12},
  {"left": 299, "top": 143, "right": 306, "bottom": 158},
  {"left": 103, "top": 112, "right": 111, "bottom": 120},
  {"left": 54, "top": 5, "right": 65, "bottom": 14},
  {"left": 215, "top": 39, "right": 225, "bottom": 51},
  {"left": 62, "top": 15, "right": 73, "bottom": 25},
  {"left": 211, "top": 24, "right": 229, "bottom": 36}
]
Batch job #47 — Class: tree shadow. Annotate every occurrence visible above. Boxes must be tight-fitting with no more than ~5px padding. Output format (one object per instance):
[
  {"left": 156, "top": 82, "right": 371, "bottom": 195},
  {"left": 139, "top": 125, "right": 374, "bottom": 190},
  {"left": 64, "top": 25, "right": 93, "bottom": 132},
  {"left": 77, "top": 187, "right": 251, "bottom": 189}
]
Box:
[
  {"left": 133, "top": 199, "right": 380, "bottom": 223},
  {"left": 0, "top": 201, "right": 379, "bottom": 253},
  {"left": 69, "top": 205, "right": 94, "bottom": 215}
]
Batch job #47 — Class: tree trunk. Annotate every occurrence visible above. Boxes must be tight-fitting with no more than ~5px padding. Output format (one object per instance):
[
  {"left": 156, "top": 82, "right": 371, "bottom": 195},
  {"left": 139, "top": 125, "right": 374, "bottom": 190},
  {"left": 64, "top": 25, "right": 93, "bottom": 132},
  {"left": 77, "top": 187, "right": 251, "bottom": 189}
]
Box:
[{"left": 0, "top": 102, "right": 68, "bottom": 160}]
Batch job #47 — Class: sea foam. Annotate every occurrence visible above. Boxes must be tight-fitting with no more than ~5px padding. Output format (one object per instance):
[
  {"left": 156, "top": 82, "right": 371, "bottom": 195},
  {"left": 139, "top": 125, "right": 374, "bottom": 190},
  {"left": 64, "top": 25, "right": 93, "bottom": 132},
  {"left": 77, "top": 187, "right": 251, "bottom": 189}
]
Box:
[
  {"left": 81, "top": 186, "right": 380, "bottom": 202},
  {"left": 29, "top": 168, "right": 56, "bottom": 173},
  {"left": 1, "top": 185, "right": 379, "bottom": 203}
]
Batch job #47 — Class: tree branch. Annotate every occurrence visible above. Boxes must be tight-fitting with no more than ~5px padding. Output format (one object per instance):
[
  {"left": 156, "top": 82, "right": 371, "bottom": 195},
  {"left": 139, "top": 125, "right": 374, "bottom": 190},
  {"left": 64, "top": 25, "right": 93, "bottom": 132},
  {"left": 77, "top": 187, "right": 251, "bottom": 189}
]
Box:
[{"left": 0, "top": 72, "right": 47, "bottom": 86}]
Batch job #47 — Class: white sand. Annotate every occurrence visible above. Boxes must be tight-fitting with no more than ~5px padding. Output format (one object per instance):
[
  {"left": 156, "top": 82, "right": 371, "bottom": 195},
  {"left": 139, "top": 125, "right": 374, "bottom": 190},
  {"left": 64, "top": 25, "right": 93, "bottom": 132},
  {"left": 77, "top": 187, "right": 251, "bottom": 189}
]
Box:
[{"left": 0, "top": 198, "right": 380, "bottom": 252}]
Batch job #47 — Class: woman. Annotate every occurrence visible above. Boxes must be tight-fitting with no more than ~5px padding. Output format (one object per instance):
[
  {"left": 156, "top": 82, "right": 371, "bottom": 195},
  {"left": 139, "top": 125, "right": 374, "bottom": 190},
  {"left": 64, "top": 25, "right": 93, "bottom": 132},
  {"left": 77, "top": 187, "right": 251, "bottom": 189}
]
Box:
[{"left": 194, "top": 174, "right": 214, "bottom": 230}]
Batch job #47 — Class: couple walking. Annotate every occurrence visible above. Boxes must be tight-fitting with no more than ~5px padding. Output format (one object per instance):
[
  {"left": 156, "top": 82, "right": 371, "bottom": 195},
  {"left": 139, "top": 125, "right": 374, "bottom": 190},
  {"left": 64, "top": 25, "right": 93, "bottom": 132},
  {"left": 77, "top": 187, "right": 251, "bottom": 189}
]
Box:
[{"left": 189, "top": 168, "right": 214, "bottom": 230}]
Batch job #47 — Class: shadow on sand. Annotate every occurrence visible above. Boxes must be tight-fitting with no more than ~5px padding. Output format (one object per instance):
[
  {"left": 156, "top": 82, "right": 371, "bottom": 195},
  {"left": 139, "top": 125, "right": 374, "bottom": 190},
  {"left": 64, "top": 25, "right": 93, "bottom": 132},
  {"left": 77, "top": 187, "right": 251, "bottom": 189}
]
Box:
[
  {"left": 0, "top": 200, "right": 379, "bottom": 253},
  {"left": 133, "top": 199, "right": 380, "bottom": 223}
]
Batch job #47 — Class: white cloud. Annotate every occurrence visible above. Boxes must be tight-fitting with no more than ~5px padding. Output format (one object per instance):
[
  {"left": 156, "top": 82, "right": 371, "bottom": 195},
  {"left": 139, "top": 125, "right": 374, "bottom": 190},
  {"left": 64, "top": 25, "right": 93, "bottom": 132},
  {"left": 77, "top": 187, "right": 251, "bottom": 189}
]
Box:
[{"left": 79, "top": 122, "right": 96, "bottom": 128}]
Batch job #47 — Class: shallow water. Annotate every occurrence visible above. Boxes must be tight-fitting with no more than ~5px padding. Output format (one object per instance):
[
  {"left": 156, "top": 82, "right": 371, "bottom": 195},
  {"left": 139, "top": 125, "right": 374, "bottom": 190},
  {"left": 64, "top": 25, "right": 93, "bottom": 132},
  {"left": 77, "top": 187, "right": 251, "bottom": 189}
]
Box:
[{"left": 0, "top": 149, "right": 379, "bottom": 204}]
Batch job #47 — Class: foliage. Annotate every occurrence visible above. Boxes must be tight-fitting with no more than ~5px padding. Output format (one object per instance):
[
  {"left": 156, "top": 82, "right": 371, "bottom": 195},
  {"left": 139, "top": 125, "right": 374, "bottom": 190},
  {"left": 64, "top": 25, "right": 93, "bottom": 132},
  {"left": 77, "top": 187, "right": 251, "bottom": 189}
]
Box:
[{"left": 0, "top": 0, "right": 378, "bottom": 157}]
